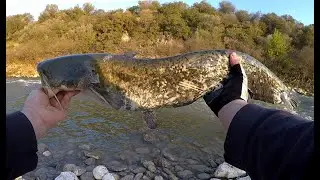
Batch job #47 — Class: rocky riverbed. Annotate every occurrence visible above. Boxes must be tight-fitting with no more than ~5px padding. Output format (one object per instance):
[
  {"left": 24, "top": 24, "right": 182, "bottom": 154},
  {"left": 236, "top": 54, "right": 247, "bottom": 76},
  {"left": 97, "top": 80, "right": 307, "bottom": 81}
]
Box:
[{"left": 20, "top": 139, "right": 250, "bottom": 180}]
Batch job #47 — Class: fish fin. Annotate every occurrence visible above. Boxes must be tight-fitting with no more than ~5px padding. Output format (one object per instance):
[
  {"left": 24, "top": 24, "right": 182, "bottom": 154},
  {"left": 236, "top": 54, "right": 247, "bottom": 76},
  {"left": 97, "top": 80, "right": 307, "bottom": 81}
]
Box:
[
  {"left": 248, "top": 88, "right": 254, "bottom": 100},
  {"left": 90, "top": 84, "right": 125, "bottom": 110},
  {"left": 142, "top": 110, "right": 157, "bottom": 129},
  {"left": 124, "top": 51, "right": 137, "bottom": 58}
]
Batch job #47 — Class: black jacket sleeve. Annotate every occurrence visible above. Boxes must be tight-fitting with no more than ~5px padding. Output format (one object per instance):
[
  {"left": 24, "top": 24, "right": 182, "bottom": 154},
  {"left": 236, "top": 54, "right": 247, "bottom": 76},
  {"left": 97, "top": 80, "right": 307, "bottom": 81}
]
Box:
[
  {"left": 224, "top": 104, "right": 314, "bottom": 180},
  {"left": 6, "top": 111, "right": 38, "bottom": 180}
]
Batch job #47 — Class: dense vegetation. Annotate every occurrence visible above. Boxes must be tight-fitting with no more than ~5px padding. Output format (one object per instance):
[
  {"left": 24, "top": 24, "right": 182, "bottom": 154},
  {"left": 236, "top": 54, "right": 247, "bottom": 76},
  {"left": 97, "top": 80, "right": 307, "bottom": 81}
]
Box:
[{"left": 6, "top": 1, "right": 314, "bottom": 94}]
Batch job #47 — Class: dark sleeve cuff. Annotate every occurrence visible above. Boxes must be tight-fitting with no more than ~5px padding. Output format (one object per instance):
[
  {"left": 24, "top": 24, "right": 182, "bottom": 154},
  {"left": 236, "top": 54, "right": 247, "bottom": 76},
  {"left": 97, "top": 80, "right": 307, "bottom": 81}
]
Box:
[
  {"left": 223, "top": 104, "right": 271, "bottom": 168},
  {"left": 6, "top": 111, "right": 38, "bottom": 178}
]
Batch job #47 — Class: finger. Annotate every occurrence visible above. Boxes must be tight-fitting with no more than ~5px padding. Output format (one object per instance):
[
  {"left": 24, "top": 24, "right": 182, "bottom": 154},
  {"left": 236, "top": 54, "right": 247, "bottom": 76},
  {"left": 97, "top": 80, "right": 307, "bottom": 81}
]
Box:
[
  {"left": 60, "top": 91, "right": 80, "bottom": 109},
  {"left": 229, "top": 52, "right": 240, "bottom": 66}
]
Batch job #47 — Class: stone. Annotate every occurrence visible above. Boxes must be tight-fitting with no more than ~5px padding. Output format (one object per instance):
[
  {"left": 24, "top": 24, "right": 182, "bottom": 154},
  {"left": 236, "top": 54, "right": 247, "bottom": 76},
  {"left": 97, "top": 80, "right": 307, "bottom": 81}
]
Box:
[
  {"left": 134, "top": 173, "right": 143, "bottom": 180},
  {"left": 188, "top": 164, "right": 213, "bottom": 173},
  {"left": 154, "top": 176, "right": 163, "bottom": 180},
  {"left": 73, "top": 166, "right": 86, "bottom": 176},
  {"left": 177, "top": 170, "right": 193, "bottom": 179},
  {"left": 79, "top": 144, "right": 91, "bottom": 151},
  {"left": 67, "top": 150, "right": 74, "bottom": 155},
  {"left": 214, "top": 162, "right": 246, "bottom": 179},
  {"left": 145, "top": 171, "right": 155, "bottom": 179},
  {"left": 132, "top": 167, "right": 146, "bottom": 174},
  {"left": 63, "top": 164, "right": 77, "bottom": 172},
  {"left": 86, "top": 165, "right": 95, "bottom": 172},
  {"left": 84, "top": 151, "right": 101, "bottom": 160},
  {"left": 185, "top": 159, "right": 198, "bottom": 164},
  {"left": 238, "top": 176, "right": 251, "bottom": 180},
  {"left": 215, "top": 158, "right": 224, "bottom": 165},
  {"left": 143, "top": 132, "right": 159, "bottom": 143},
  {"left": 142, "top": 176, "right": 151, "bottom": 180},
  {"left": 85, "top": 158, "right": 96, "bottom": 166},
  {"left": 208, "top": 159, "right": 218, "bottom": 168},
  {"left": 154, "top": 157, "right": 171, "bottom": 168},
  {"left": 111, "top": 173, "right": 120, "bottom": 180},
  {"left": 43, "top": 150, "right": 52, "bottom": 157},
  {"left": 102, "top": 173, "right": 116, "bottom": 180},
  {"left": 142, "top": 161, "right": 156, "bottom": 173},
  {"left": 162, "top": 150, "right": 177, "bottom": 162},
  {"left": 38, "top": 143, "right": 48, "bottom": 153},
  {"left": 35, "top": 167, "right": 48, "bottom": 180},
  {"left": 197, "top": 173, "right": 211, "bottom": 179},
  {"left": 174, "top": 165, "right": 184, "bottom": 172},
  {"left": 93, "top": 165, "right": 109, "bottom": 179},
  {"left": 108, "top": 161, "right": 128, "bottom": 172},
  {"left": 55, "top": 172, "right": 79, "bottom": 180},
  {"left": 120, "top": 175, "right": 134, "bottom": 180},
  {"left": 135, "top": 147, "right": 150, "bottom": 154},
  {"left": 80, "top": 172, "right": 94, "bottom": 180}
]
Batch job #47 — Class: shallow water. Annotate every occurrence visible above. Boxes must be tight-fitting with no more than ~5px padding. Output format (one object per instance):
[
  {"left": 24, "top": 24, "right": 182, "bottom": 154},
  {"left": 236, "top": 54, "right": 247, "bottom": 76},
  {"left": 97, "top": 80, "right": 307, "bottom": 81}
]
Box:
[{"left": 6, "top": 78, "right": 314, "bottom": 179}]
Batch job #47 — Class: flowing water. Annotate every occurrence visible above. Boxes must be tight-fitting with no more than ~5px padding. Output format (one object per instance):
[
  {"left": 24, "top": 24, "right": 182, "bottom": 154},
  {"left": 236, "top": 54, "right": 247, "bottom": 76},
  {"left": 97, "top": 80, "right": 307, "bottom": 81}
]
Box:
[{"left": 6, "top": 78, "right": 314, "bottom": 179}]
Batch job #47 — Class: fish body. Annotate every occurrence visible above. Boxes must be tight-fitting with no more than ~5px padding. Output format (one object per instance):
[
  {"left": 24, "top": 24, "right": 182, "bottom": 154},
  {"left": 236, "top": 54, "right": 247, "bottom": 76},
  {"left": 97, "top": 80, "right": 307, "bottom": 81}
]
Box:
[{"left": 37, "top": 50, "right": 298, "bottom": 128}]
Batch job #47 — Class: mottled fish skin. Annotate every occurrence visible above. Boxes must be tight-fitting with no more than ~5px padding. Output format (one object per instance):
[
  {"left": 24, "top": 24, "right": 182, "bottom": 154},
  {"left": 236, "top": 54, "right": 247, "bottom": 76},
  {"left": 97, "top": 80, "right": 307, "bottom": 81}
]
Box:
[{"left": 37, "top": 50, "right": 297, "bottom": 111}]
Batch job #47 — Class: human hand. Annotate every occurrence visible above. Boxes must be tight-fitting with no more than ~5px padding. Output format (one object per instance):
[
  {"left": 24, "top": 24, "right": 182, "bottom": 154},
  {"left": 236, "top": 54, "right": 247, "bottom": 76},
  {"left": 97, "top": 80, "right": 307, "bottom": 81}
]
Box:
[
  {"left": 204, "top": 52, "right": 249, "bottom": 116},
  {"left": 21, "top": 89, "right": 79, "bottom": 139}
]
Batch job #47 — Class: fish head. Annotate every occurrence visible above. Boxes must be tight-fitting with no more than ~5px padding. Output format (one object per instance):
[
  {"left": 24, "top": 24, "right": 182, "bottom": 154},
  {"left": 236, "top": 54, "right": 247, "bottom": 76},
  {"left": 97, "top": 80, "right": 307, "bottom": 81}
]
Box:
[{"left": 37, "top": 54, "right": 100, "bottom": 96}]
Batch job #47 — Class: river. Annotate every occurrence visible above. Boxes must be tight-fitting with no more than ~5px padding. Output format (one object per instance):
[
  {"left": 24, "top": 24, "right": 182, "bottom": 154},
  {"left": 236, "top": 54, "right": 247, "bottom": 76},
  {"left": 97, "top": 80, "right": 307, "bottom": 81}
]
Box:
[{"left": 6, "top": 78, "right": 314, "bottom": 179}]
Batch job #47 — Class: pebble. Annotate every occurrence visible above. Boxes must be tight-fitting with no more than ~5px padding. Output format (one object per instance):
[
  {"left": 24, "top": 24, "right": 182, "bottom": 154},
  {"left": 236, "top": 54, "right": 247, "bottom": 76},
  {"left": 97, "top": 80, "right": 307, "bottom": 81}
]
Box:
[
  {"left": 134, "top": 173, "right": 143, "bottom": 180},
  {"left": 142, "top": 176, "right": 151, "bottom": 180},
  {"left": 111, "top": 173, "right": 120, "bottom": 180},
  {"left": 80, "top": 172, "right": 94, "bottom": 180},
  {"left": 108, "top": 161, "right": 128, "bottom": 172},
  {"left": 145, "top": 171, "right": 155, "bottom": 179},
  {"left": 14, "top": 176, "right": 25, "bottom": 180},
  {"left": 208, "top": 159, "right": 218, "bottom": 168},
  {"left": 238, "top": 176, "right": 251, "bottom": 180},
  {"left": 55, "top": 172, "right": 79, "bottom": 180},
  {"left": 185, "top": 159, "right": 198, "bottom": 164},
  {"left": 197, "top": 173, "right": 211, "bottom": 179},
  {"left": 67, "top": 150, "right": 74, "bottom": 155},
  {"left": 154, "top": 157, "right": 171, "bottom": 168},
  {"left": 174, "top": 165, "right": 184, "bottom": 172},
  {"left": 85, "top": 158, "right": 96, "bottom": 165},
  {"left": 35, "top": 167, "right": 48, "bottom": 180},
  {"left": 215, "top": 158, "right": 224, "bottom": 165},
  {"left": 86, "top": 165, "right": 95, "bottom": 172},
  {"left": 162, "top": 150, "right": 177, "bottom": 162},
  {"left": 120, "top": 175, "right": 134, "bottom": 180},
  {"left": 143, "top": 132, "right": 159, "bottom": 143},
  {"left": 102, "top": 173, "right": 116, "bottom": 180},
  {"left": 73, "top": 166, "right": 86, "bottom": 176},
  {"left": 135, "top": 147, "right": 150, "bottom": 154},
  {"left": 154, "top": 176, "right": 163, "bottom": 180},
  {"left": 188, "top": 164, "right": 213, "bottom": 173},
  {"left": 43, "top": 150, "right": 52, "bottom": 157},
  {"left": 38, "top": 143, "right": 48, "bottom": 153},
  {"left": 93, "top": 165, "right": 109, "bottom": 179},
  {"left": 142, "top": 161, "right": 156, "bottom": 173},
  {"left": 63, "top": 164, "right": 77, "bottom": 172},
  {"left": 177, "top": 170, "right": 193, "bottom": 179},
  {"left": 79, "top": 144, "right": 91, "bottom": 151},
  {"left": 132, "top": 167, "right": 146, "bottom": 174},
  {"left": 214, "top": 162, "right": 246, "bottom": 179},
  {"left": 84, "top": 151, "right": 101, "bottom": 159}
]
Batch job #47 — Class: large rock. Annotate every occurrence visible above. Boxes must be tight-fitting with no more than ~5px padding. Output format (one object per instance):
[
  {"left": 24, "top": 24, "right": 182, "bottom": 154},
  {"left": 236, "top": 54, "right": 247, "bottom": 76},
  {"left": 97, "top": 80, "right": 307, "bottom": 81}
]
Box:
[
  {"left": 102, "top": 173, "right": 116, "bottom": 180},
  {"left": 177, "top": 170, "right": 193, "bottom": 179},
  {"left": 214, "top": 162, "right": 246, "bottom": 179},
  {"left": 55, "top": 172, "right": 79, "bottom": 180},
  {"left": 93, "top": 165, "right": 109, "bottom": 179},
  {"left": 80, "top": 172, "right": 94, "bottom": 180},
  {"left": 142, "top": 161, "right": 156, "bottom": 173}
]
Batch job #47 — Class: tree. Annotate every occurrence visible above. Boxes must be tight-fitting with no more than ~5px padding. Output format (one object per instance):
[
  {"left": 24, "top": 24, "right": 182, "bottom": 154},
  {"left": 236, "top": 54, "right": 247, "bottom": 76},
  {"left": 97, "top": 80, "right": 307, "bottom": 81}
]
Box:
[
  {"left": 83, "top": 3, "right": 95, "bottom": 14},
  {"left": 192, "top": 0, "right": 216, "bottom": 14},
  {"left": 266, "top": 29, "right": 291, "bottom": 60},
  {"left": 235, "top": 10, "right": 250, "bottom": 22},
  {"left": 38, "top": 4, "right": 59, "bottom": 22},
  {"left": 6, "top": 13, "right": 34, "bottom": 38},
  {"left": 218, "top": 1, "right": 235, "bottom": 14}
]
